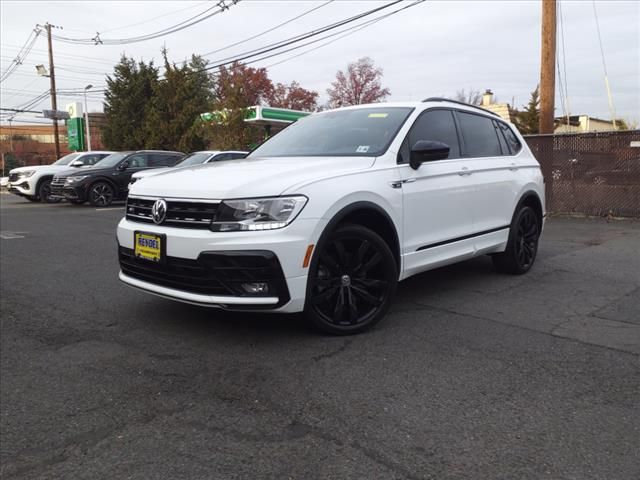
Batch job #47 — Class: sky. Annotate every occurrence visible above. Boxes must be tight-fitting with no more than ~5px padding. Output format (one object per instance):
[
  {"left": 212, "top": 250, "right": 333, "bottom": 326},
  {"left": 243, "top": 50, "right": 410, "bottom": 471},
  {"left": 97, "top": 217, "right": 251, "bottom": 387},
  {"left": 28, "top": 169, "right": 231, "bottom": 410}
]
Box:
[{"left": 1, "top": 0, "right": 638, "bottom": 126}]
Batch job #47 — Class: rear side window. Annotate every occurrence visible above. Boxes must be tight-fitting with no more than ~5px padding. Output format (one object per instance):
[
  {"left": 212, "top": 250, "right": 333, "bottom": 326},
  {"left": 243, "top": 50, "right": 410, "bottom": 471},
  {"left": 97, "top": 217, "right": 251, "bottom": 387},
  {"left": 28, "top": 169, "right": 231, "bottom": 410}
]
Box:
[
  {"left": 407, "top": 109, "right": 461, "bottom": 159},
  {"left": 457, "top": 112, "right": 502, "bottom": 157},
  {"left": 497, "top": 122, "right": 522, "bottom": 155},
  {"left": 149, "top": 154, "right": 180, "bottom": 167},
  {"left": 211, "top": 153, "right": 232, "bottom": 162}
]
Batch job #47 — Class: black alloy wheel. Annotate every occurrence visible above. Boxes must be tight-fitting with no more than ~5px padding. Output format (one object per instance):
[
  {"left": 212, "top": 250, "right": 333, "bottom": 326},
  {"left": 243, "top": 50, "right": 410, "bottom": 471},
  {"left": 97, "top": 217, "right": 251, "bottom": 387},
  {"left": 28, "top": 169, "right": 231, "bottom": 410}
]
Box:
[
  {"left": 306, "top": 224, "right": 397, "bottom": 335},
  {"left": 89, "top": 182, "right": 114, "bottom": 207},
  {"left": 493, "top": 206, "right": 540, "bottom": 274},
  {"left": 38, "top": 180, "right": 61, "bottom": 203}
]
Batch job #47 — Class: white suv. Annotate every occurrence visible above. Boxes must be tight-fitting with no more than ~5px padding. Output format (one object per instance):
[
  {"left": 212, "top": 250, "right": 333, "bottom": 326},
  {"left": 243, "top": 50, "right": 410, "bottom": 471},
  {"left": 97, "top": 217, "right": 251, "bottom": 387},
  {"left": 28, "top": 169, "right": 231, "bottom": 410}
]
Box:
[
  {"left": 7, "top": 151, "right": 113, "bottom": 203},
  {"left": 117, "top": 99, "right": 545, "bottom": 334}
]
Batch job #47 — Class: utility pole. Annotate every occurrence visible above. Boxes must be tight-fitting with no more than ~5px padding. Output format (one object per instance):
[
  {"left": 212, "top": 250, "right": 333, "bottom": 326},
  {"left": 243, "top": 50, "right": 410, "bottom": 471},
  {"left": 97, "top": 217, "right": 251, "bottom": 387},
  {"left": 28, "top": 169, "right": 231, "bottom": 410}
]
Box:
[
  {"left": 45, "top": 23, "right": 61, "bottom": 159},
  {"left": 539, "top": 0, "right": 556, "bottom": 134}
]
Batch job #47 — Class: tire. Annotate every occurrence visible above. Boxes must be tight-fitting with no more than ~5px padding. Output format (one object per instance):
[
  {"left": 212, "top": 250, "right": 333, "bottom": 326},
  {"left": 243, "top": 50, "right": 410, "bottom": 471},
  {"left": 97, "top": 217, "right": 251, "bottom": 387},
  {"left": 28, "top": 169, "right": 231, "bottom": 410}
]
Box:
[
  {"left": 305, "top": 224, "right": 398, "bottom": 335},
  {"left": 68, "top": 199, "right": 85, "bottom": 205},
  {"left": 88, "top": 181, "right": 115, "bottom": 207},
  {"left": 492, "top": 205, "right": 540, "bottom": 274},
  {"left": 38, "top": 179, "right": 61, "bottom": 203}
]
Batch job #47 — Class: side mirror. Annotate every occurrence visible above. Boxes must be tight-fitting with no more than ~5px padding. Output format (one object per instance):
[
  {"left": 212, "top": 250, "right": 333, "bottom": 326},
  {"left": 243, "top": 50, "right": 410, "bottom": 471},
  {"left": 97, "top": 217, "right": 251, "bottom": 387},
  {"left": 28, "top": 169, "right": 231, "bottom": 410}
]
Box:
[
  {"left": 117, "top": 160, "right": 129, "bottom": 171},
  {"left": 409, "top": 140, "right": 450, "bottom": 170},
  {"left": 70, "top": 160, "right": 84, "bottom": 167}
]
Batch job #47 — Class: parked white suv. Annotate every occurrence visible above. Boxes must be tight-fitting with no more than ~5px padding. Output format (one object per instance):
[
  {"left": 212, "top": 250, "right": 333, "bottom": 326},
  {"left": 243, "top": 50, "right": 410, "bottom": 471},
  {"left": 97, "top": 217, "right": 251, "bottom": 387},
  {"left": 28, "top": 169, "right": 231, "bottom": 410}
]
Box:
[
  {"left": 7, "top": 151, "right": 113, "bottom": 203},
  {"left": 117, "top": 99, "right": 545, "bottom": 334},
  {"left": 128, "top": 150, "right": 248, "bottom": 189}
]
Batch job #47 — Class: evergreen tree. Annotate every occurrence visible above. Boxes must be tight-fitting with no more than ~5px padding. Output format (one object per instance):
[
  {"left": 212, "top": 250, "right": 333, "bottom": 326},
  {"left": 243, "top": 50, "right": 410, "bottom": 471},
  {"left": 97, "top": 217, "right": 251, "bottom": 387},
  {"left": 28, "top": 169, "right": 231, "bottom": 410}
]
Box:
[
  {"left": 515, "top": 86, "right": 540, "bottom": 135},
  {"left": 102, "top": 56, "right": 159, "bottom": 150},
  {"left": 143, "top": 51, "right": 215, "bottom": 152}
]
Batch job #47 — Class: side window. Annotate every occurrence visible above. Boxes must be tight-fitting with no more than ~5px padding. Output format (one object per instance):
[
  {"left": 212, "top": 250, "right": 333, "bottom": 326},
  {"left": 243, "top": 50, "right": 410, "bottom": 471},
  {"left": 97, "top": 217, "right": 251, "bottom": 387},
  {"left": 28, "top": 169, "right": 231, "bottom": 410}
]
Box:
[
  {"left": 231, "top": 152, "right": 248, "bottom": 159},
  {"left": 457, "top": 112, "right": 502, "bottom": 157},
  {"left": 404, "top": 109, "right": 461, "bottom": 161},
  {"left": 493, "top": 120, "right": 509, "bottom": 155},
  {"left": 149, "top": 154, "right": 179, "bottom": 167},
  {"left": 82, "top": 154, "right": 107, "bottom": 165},
  {"left": 212, "top": 153, "right": 231, "bottom": 162},
  {"left": 498, "top": 122, "right": 522, "bottom": 155},
  {"left": 128, "top": 155, "right": 148, "bottom": 168}
]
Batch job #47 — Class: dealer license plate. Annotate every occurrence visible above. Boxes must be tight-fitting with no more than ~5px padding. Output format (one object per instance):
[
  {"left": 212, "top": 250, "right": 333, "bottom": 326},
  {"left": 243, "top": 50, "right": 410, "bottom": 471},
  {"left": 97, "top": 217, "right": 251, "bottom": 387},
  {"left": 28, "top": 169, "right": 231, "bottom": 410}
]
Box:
[{"left": 134, "top": 232, "right": 163, "bottom": 262}]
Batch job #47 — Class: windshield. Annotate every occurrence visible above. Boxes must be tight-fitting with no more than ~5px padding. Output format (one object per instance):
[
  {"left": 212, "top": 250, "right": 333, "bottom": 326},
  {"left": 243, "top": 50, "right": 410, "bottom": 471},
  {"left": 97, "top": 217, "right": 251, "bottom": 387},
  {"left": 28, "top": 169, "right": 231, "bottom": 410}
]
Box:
[
  {"left": 53, "top": 153, "right": 81, "bottom": 165},
  {"left": 175, "top": 152, "right": 214, "bottom": 167},
  {"left": 92, "top": 152, "right": 129, "bottom": 168},
  {"left": 249, "top": 107, "right": 414, "bottom": 158}
]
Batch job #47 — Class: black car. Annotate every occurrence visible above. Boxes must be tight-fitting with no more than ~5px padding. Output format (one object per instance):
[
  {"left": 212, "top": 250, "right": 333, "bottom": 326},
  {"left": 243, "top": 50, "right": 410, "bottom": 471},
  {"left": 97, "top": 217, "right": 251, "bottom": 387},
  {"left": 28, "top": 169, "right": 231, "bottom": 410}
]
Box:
[{"left": 51, "top": 150, "right": 184, "bottom": 207}]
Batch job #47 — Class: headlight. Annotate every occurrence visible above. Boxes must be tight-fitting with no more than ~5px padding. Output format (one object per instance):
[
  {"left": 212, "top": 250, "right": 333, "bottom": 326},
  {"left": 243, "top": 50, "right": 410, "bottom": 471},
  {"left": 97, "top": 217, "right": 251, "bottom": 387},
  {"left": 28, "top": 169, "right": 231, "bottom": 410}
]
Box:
[
  {"left": 17, "top": 170, "right": 35, "bottom": 179},
  {"left": 211, "top": 196, "right": 307, "bottom": 232},
  {"left": 65, "top": 175, "right": 89, "bottom": 184}
]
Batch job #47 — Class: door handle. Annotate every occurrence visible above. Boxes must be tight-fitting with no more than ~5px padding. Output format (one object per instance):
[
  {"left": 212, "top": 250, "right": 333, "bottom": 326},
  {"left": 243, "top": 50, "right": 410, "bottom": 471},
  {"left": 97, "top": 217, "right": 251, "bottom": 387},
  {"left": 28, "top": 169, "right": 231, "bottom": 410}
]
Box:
[
  {"left": 509, "top": 162, "right": 519, "bottom": 171},
  {"left": 458, "top": 167, "right": 472, "bottom": 176}
]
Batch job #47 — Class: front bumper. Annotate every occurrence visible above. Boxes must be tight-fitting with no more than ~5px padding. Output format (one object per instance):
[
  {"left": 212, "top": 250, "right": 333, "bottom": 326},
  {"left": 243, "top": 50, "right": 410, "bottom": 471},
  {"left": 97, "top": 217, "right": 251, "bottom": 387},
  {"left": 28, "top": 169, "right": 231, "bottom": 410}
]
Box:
[
  {"left": 55, "top": 183, "right": 88, "bottom": 201},
  {"left": 7, "top": 181, "right": 34, "bottom": 196},
  {"left": 116, "top": 217, "right": 323, "bottom": 313}
]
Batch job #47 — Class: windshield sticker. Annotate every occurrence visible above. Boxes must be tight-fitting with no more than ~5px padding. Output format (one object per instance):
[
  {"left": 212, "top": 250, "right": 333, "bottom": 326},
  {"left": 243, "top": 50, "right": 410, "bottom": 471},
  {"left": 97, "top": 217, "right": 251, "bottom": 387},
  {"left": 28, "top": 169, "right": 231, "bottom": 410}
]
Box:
[
  {"left": 368, "top": 113, "right": 389, "bottom": 118},
  {"left": 356, "top": 145, "right": 370, "bottom": 153}
]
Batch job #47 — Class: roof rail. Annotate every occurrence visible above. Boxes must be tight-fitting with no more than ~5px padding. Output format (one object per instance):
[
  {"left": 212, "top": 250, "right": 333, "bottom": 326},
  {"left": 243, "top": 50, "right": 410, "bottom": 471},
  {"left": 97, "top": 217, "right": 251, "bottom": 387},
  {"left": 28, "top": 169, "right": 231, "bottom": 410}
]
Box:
[{"left": 421, "top": 97, "right": 500, "bottom": 117}]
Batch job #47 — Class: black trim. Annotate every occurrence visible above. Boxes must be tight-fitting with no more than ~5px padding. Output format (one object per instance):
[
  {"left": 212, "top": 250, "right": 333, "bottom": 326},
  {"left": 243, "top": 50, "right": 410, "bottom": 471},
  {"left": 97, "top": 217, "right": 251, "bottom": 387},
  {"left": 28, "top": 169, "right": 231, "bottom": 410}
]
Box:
[
  {"left": 422, "top": 97, "right": 500, "bottom": 117},
  {"left": 316, "top": 202, "right": 401, "bottom": 271},
  {"left": 416, "top": 225, "right": 510, "bottom": 251},
  {"left": 119, "top": 247, "right": 290, "bottom": 309}
]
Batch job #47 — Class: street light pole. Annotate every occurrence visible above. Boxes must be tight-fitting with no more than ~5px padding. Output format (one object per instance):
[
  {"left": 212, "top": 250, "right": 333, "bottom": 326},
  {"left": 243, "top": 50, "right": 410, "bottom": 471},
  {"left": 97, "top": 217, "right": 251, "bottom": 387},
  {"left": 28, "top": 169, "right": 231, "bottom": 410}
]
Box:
[{"left": 84, "top": 84, "right": 93, "bottom": 151}]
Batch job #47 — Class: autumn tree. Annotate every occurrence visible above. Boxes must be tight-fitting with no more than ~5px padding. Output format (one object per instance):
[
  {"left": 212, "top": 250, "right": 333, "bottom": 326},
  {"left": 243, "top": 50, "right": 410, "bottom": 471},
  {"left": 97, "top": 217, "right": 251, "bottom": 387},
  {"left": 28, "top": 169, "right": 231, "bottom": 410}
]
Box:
[
  {"left": 102, "top": 55, "right": 159, "bottom": 150},
  {"left": 326, "top": 57, "right": 390, "bottom": 108},
  {"left": 267, "top": 81, "right": 318, "bottom": 111},
  {"left": 205, "top": 62, "right": 275, "bottom": 150}
]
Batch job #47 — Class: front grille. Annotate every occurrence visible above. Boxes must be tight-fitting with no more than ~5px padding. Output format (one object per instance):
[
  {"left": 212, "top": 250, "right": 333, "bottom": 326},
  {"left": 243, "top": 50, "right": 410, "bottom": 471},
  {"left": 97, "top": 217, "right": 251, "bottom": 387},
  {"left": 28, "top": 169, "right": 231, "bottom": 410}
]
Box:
[
  {"left": 9, "top": 173, "right": 19, "bottom": 182},
  {"left": 119, "top": 247, "right": 290, "bottom": 305},
  {"left": 126, "top": 196, "right": 218, "bottom": 229},
  {"left": 51, "top": 175, "right": 67, "bottom": 186}
]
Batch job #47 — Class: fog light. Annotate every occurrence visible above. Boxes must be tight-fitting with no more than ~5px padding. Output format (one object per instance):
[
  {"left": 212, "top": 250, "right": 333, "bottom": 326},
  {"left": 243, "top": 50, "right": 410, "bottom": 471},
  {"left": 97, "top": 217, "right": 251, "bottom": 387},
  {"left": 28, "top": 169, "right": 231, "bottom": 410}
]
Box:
[{"left": 241, "top": 282, "right": 269, "bottom": 294}]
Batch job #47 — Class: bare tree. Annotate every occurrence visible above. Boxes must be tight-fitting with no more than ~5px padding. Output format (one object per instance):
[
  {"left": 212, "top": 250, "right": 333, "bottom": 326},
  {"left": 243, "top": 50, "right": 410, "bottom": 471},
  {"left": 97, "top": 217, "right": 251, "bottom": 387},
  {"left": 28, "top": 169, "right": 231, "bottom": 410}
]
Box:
[
  {"left": 454, "top": 88, "right": 482, "bottom": 106},
  {"left": 326, "top": 57, "right": 390, "bottom": 108}
]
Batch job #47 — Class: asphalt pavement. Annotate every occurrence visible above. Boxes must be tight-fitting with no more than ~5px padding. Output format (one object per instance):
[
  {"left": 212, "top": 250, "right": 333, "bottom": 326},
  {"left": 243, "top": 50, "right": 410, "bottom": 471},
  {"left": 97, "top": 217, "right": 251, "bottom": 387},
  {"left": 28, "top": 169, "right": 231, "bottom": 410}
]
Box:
[{"left": 1, "top": 193, "right": 639, "bottom": 480}]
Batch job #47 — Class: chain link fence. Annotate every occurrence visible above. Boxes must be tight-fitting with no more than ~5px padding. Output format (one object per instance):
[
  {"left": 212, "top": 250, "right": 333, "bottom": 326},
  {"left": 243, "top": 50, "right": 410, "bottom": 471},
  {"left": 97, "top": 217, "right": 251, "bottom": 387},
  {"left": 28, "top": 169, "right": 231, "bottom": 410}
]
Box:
[{"left": 525, "top": 130, "right": 640, "bottom": 217}]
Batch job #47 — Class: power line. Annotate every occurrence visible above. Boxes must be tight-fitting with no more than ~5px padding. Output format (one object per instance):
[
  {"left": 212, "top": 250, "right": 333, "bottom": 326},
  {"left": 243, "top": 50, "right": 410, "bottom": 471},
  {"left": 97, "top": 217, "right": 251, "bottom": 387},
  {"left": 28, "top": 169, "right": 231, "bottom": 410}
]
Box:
[
  {"left": 557, "top": 0, "right": 570, "bottom": 128},
  {"left": 0, "top": 28, "right": 42, "bottom": 83},
  {"left": 50, "top": 0, "right": 239, "bottom": 45},
  {"left": 264, "top": 1, "right": 422, "bottom": 70},
  {"left": 592, "top": 0, "right": 617, "bottom": 128},
  {"left": 202, "top": 0, "right": 334, "bottom": 57},
  {"left": 100, "top": 1, "right": 210, "bottom": 34},
  {"left": 198, "top": 0, "right": 408, "bottom": 73}
]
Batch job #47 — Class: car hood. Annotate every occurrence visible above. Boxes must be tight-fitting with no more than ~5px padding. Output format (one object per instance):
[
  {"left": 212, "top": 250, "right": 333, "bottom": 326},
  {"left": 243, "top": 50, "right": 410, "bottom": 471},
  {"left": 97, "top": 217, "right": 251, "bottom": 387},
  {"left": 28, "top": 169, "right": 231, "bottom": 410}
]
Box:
[
  {"left": 66, "top": 166, "right": 115, "bottom": 177},
  {"left": 132, "top": 167, "right": 172, "bottom": 180},
  {"left": 130, "top": 156, "right": 375, "bottom": 199},
  {"left": 9, "top": 164, "right": 72, "bottom": 174}
]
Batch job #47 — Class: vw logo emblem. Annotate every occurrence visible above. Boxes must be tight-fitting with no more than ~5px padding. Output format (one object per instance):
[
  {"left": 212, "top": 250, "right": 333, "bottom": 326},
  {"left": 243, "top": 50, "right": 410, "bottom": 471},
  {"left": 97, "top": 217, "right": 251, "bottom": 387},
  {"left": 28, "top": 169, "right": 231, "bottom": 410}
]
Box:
[{"left": 151, "top": 198, "right": 167, "bottom": 224}]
